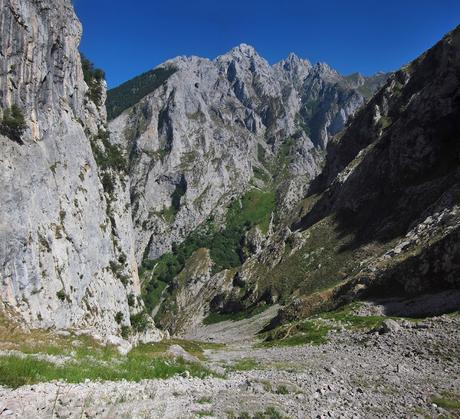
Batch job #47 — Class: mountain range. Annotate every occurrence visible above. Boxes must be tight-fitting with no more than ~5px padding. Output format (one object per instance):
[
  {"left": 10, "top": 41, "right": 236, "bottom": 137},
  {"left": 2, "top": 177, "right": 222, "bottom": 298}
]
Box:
[{"left": 0, "top": 0, "right": 458, "bottom": 344}]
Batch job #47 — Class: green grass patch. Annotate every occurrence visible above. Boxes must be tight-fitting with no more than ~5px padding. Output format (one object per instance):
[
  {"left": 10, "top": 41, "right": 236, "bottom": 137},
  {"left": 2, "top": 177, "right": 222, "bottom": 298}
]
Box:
[
  {"left": 228, "top": 358, "right": 261, "bottom": 372},
  {"left": 0, "top": 314, "right": 220, "bottom": 388},
  {"left": 226, "top": 189, "right": 275, "bottom": 236},
  {"left": 276, "top": 385, "right": 289, "bottom": 395},
  {"left": 0, "top": 314, "right": 119, "bottom": 360},
  {"left": 259, "top": 320, "right": 330, "bottom": 348},
  {"left": 0, "top": 353, "right": 211, "bottom": 389},
  {"left": 432, "top": 393, "right": 460, "bottom": 412},
  {"left": 196, "top": 397, "right": 212, "bottom": 404}
]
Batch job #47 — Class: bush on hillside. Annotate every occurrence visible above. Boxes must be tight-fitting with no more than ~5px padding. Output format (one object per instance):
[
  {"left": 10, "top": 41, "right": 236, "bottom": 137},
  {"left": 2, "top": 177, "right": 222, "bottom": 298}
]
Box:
[{"left": 0, "top": 104, "right": 27, "bottom": 142}]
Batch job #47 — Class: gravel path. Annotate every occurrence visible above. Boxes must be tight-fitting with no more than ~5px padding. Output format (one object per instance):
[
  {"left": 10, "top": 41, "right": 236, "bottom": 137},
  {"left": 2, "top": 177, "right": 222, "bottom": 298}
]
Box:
[{"left": 0, "top": 300, "right": 459, "bottom": 418}]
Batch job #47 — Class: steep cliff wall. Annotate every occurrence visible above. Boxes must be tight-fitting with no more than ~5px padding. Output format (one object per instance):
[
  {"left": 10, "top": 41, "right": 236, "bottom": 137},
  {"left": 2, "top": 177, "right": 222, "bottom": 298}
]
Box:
[{"left": 0, "top": 0, "right": 159, "bottom": 338}]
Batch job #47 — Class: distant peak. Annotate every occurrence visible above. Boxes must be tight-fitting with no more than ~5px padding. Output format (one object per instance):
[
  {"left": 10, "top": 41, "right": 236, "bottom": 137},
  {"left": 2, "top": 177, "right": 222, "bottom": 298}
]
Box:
[
  {"left": 312, "top": 61, "right": 340, "bottom": 77},
  {"left": 274, "top": 52, "right": 311, "bottom": 74},
  {"left": 229, "top": 43, "right": 258, "bottom": 58},
  {"left": 286, "top": 52, "right": 300, "bottom": 61},
  {"left": 285, "top": 52, "right": 311, "bottom": 66}
]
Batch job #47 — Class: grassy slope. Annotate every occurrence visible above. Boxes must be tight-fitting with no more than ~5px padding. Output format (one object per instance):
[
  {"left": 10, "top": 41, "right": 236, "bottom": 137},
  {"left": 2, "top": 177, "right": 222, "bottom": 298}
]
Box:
[
  {"left": 0, "top": 313, "right": 221, "bottom": 389},
  {"left": 258, "top": 301, "right": 424, "bottom": 348}
]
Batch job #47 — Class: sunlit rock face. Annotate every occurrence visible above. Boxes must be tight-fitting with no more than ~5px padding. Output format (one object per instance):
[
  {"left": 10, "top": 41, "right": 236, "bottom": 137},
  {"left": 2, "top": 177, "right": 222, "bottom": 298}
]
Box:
[{"left": 0, "top": 0, "right": 161, "bottom": 339}]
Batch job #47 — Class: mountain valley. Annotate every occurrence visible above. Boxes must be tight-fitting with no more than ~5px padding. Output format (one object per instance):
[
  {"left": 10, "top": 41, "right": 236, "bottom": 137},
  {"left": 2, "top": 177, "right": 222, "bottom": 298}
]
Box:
[{"left": 0, "top": 0, "right": 459, "bottom": 417}]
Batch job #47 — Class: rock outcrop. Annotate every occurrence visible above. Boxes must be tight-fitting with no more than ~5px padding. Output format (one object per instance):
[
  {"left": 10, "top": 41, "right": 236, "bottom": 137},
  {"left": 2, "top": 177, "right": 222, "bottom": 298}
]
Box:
[{"left": 0, "top": 0, "right": 161, "bottom": 339}]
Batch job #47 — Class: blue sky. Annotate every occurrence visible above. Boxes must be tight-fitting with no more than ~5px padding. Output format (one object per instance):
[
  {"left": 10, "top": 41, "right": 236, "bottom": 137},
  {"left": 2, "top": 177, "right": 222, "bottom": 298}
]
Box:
[{"left": 73, "top": 0, "right": 460, "bottom": 88}]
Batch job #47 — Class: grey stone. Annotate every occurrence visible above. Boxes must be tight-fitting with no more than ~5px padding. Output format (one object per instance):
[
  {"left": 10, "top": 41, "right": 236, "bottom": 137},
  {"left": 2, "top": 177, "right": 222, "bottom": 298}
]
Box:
[
  {"left": 167, "top": 344, "right": 200, "bottom": 363},
  {"left": 380, "top": 320, "right": 402, "bottom": 334}
]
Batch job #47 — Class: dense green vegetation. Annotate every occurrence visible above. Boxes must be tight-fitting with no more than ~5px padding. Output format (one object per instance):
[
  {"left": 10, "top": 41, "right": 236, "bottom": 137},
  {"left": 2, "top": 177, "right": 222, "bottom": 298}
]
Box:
[
  {"left": 106, "top": 67, "right": 176, "bottom": 120},
  {"left": 0, "top": 104, "right": 27, "bottom": 142},
  {"left": 141, "top": 189, "right": 275, "bottom": 312},
  {"left": 80, "top": 53, "right": 105, "bottom": 106}
]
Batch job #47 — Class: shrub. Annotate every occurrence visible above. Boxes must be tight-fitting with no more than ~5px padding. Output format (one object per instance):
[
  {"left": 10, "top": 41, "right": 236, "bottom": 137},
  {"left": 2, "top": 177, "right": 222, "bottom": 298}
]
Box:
[
  {"left": 114, "top": 312, "right": 124, "bottom": 324},
  {"left": 127, "top": 293, "right": 135, "bottom": 307},
  {"left": 80, "top": 53, "right": 105, "bottom": 106},
  {"left": 120, "top": 326, "right": 130, "bottom": 339},
  {"left": 101, "top": 172, "right": 115, "bottom": 195},
  {"left": 130, "top": 311, "right": 149, "bottom": 332},
  {"left": 1, "top": 105, "right": 27, "bottom": 142},
  {"left": 56, "top": 289, "right": 68, "bottom": 302},
  {"left": 90, "top": 129, "right": 127, "bottom": 174}
]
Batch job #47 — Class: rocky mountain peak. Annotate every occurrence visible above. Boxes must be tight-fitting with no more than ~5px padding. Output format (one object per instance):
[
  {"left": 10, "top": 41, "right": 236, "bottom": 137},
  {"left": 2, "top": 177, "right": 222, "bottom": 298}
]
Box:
[
  {"left": 282, "top": 52, "right": 311, "bottom": 68},
  {"left": 228, "top": 43, "right": 259, "bottom": 58},
  {"left": 309, "top": 61, "right": 341, "bottom": 81}
]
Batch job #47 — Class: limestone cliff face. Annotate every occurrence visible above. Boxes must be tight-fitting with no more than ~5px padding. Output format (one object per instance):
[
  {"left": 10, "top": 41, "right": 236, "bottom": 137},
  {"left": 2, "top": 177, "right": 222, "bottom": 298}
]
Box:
[
  {"left": 109, "top": 45, "right": 386, "bottom": 262},
  {"left": 0, "top": 0, "right": 159, "bottom": 338}
]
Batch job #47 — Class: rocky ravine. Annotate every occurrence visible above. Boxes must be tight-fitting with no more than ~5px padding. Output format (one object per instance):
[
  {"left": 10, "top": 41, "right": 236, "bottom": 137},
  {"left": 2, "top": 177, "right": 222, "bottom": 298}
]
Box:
[
  {"left": 0, "top": 294, "right": 459, "bottom": 418},
  {"left": 0, "top": 0, "right": 161, "bottom": 340},
  {"left": 105, "top": 24, "right": 460, "bottom": 338},
  {"left": 106, "top": 44, "right": 387, "bottom": 334}
]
